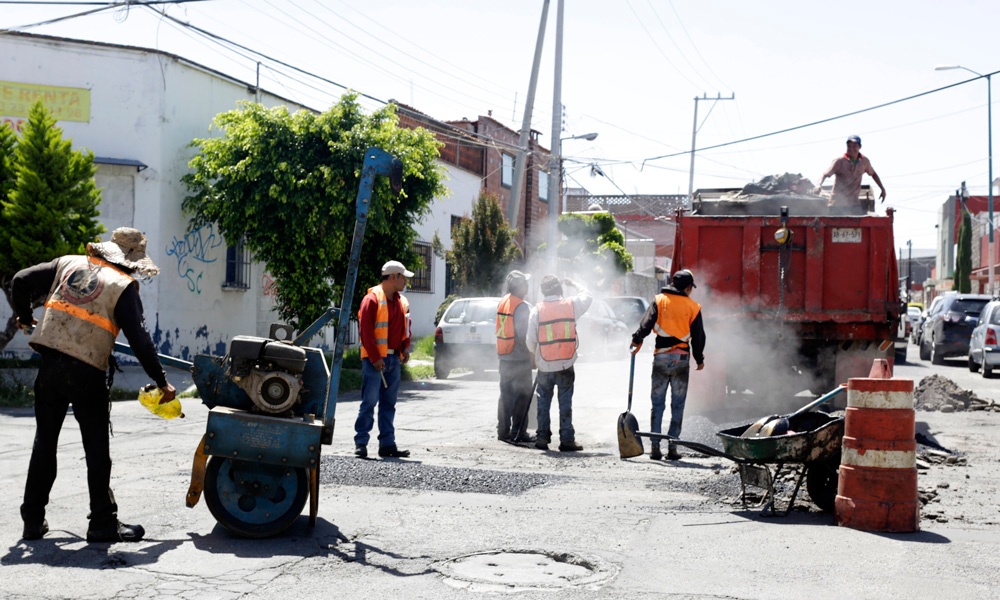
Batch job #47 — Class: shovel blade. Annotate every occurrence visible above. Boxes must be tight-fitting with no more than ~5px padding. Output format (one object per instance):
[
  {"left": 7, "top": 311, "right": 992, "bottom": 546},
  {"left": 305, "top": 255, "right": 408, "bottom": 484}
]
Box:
[{"left": 617, "top": 411, "right": 644, "bottom": 458}]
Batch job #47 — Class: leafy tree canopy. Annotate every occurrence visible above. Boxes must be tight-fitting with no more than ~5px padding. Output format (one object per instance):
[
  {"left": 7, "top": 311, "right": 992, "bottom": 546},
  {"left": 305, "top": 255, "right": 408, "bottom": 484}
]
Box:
[
  {"left": 0, "top": 101, "right": 105, "bottom": 349},
  {"left": 436, "top": 191, "right": 520, "bottom": 296},
  {"left": 182, "top": 93, "right": 446, "bottom": 327},
  {"left": 552, "top": 211, "right": 633, "bottom": 287}
]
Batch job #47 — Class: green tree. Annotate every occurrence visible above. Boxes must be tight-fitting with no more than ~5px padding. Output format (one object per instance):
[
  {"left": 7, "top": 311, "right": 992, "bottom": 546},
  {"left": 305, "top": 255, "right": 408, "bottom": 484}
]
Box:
[
  {"left": 956, "top": 210, "right": 972, "bottom": 293},
  {"left": 0, "top": 102, "right": 105, "bottom": 350},
  {"left": 182, "top": 94, "right": 446, "bottom": 327},
  {"left": 439, "top": 191, "right": 520, "bottom": 295},
  {"left": 552, "top": 211, "right": 633, "bottom": 287}
]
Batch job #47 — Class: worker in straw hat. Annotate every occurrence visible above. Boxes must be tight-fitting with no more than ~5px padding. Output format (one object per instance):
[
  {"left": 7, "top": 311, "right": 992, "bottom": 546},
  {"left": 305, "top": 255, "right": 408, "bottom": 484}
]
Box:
[{"left": 12, "top": 227, "right": 176, "bottom": 543}]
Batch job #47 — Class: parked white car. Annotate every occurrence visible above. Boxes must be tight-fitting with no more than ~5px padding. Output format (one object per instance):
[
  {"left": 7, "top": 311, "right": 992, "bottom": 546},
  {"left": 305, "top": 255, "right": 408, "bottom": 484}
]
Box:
[
  {"left": 968, "top": 299, "right": 1000, "bottom": 378},
  {"left": 433, "top": 297, "right": 501, "bottom": 379}
]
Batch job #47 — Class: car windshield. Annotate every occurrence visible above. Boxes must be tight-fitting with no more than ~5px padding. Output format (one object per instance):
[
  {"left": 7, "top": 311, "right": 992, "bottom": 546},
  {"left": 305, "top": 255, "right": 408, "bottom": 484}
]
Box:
[
  {"left": 953, "top": 299, "right": 989, "bottom": 315},
  {"left": 607, "top": 298, "right": 645, "bottom": 320},
  {"left": 444, "top": 299, "right": 499, "bottom": 324}
]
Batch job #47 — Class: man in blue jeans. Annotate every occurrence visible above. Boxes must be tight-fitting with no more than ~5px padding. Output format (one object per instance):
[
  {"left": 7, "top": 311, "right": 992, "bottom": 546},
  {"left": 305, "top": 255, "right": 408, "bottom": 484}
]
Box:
[
  {"left": 354, "top": 260, "right": 412, "bottom": 459},
  {"left": 526, "top": 276, "right": 592, "bottom": 452},
  {"left": 629, "top": 269, "right": 706, "bottom": 460}
]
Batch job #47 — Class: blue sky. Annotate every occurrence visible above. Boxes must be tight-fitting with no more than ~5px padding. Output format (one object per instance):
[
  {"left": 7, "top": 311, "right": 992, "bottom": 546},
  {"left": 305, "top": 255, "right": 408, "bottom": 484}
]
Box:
[{"left": 3, "top": 0, "right": 998, "bottom": 252}]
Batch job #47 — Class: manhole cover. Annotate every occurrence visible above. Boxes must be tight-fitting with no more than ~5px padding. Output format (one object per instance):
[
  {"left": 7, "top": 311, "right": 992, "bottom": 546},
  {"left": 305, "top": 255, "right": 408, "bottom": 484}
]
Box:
[{"left": 435, "top": 549, "right": 617, "bottom": 592}]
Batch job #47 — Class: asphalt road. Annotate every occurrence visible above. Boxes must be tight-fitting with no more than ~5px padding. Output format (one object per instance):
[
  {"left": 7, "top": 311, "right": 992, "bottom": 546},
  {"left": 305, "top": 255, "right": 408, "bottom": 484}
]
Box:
[{"left": 1, "top": 345, "right": 998, "bottom": 599}]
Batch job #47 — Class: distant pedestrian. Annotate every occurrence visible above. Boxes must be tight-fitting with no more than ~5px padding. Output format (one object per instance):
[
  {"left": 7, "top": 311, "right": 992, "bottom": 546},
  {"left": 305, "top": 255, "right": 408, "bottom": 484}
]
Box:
[
  {"left": 496, "top": 270, "right": 533, "bottom": 443},
  {"left": 813, "top": 135, "right": 886, "bottom": 215},
  {"left": 630, "top": 269, "right": 705, "bottom": 461},
  {"left": 13, "top": 227, "right": 176, "bottom": 542},
  {"left": 354, "top": 260, "right": 412, "bottom": 459},
  {"left": 526, "top": 276, "right": 592, "bottom": 452}
]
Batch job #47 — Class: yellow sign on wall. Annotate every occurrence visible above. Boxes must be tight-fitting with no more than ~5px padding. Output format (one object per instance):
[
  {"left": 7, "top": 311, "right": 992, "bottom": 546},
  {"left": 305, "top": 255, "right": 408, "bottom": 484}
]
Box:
[{"left": 0, "top": 81, "right": 91, "bottom": 123}]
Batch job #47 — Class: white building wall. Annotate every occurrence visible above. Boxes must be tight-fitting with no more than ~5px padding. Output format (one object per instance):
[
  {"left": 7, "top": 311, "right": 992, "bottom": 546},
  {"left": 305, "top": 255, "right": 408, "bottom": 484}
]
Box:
[
  {"left": 0, "top": 34, "right": 309, "bottom": 360},
  {"left": 407, "top": 164, "right": 482, "bottom": 339}
]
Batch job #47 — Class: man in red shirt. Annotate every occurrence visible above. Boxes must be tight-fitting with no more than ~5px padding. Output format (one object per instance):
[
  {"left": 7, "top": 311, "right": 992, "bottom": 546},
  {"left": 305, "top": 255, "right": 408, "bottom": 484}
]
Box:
[
  {"left": 814, "top": 135, "right": 886, "bottom": 215},
  {"left": 353, "top": 260, "right": 412, "bottom": 459}
]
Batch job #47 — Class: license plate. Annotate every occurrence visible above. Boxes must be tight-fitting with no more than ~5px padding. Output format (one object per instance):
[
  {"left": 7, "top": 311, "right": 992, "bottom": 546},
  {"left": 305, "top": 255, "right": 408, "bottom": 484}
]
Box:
[{"left": 831, "top": 227, "right": 862, "bottom": 243}]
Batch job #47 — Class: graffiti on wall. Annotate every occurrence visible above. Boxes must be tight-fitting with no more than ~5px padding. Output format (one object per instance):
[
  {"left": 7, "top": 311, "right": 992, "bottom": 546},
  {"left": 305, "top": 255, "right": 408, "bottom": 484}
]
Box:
[
  {"left": 165, "top": 223, "right": 224, "bottom": 294},
  {"left": 261, "top": 271, "right": 278, "bottom": 308}
]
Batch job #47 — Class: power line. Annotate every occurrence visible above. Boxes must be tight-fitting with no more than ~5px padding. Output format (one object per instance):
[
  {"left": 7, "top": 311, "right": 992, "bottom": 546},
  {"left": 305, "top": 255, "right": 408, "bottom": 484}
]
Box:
[{"left": 642, "top": 72, "right": 1000, "bottom": 167}]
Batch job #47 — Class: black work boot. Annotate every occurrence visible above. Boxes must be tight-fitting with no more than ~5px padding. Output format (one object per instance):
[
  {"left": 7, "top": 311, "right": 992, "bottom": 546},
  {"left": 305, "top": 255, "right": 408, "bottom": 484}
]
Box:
[
  {"left": 378, "top": 445, "right": 410, "bottom": 458},
  {"left": 354, "top": 445, "right": 368, "bottom": 458},
  {"left": 649, "top": 446, "right": 663, "bottom": 460},
  {"left": 559, "top": 441, "right": 584, "bottom": 452},
  {"left": 87, "top": 521, "right": 145, "bottom": 543},
  {"left": 666, "top": 446, "right": 682, "bottom": 461},
  {"left": 21, "top": 519, "right": 49, "bottom": 541}
]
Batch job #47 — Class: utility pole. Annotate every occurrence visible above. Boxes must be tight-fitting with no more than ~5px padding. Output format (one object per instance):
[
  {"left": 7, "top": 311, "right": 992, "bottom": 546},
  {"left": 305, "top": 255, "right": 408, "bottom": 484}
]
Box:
[
  {"left": 507, "top": 0, "right": 550, "bottom": 239},
  {"left": 907, "top": 239, "right": 912, "bottom": 303},
  {"left": 687, "top": 92, "right": 735, "bottom": 203},
  {"left": 548, "top": 0, "right": 564, "bottom": 272}
]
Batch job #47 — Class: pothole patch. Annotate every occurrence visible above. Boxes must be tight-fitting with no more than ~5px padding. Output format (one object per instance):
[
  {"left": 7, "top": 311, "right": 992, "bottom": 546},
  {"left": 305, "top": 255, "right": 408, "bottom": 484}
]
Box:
[{"left": 435, "top": 549, "right": 617, "bottom": 592}]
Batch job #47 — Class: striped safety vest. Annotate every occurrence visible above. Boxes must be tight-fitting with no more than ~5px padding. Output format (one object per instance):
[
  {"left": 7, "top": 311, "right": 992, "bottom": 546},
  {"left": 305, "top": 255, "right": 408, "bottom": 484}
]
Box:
[
  {"left": 652, "top": 293, "right": 701, "bottom": 353},
  {"left": 536, "top": 298, "right": 577, "bottom": 361},
  {"left": 359, "top": 285, "right": 410, "bottom": 360},
  {"left": 495, "top": 294, "right": 524, "bottom": 355},
  {"left": 30, "top": 255, "right": 135, "bottom": 370}
]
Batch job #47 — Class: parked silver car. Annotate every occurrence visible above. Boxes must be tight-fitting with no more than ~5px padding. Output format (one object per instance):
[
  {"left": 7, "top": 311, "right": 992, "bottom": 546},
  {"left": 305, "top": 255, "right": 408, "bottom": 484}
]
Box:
[{"left": 968, "top": 299, "right": 1000, "bottom": 378}]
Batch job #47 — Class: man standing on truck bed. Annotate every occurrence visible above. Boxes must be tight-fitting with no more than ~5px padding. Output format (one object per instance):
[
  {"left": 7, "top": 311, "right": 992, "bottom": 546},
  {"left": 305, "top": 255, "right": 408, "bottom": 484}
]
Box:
[
  {"left": 813, "top": 135, "right": 886, "bottom": 215},
  {"left": 629, "top": 269, "right": 705, "bottom": 461}
]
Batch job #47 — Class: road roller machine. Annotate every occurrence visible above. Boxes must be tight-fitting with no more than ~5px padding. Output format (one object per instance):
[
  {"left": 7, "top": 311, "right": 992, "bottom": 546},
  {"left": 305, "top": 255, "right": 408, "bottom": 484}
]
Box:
[{"left": 115, "top": 147, "right": 403, "bottom": 537}]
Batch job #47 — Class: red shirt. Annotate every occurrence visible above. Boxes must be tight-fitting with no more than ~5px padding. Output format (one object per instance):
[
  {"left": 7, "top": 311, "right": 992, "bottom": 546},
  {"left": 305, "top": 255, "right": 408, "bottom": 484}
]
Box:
[{"left": 358, "top": 288, "right": 409, "bottom": 358}]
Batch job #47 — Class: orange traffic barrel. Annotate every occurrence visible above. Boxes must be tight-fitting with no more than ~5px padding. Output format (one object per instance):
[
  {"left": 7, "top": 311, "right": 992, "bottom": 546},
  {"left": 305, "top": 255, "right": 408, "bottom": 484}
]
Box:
[{"left": 835, "top": 360, "right": 919, "bottom": 532}]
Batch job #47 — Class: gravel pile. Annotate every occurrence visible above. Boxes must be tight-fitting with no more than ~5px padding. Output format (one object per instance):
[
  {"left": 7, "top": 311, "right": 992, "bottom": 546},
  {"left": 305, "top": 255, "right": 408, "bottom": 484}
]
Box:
[
  {"left": 320, "top": 455, "right": 555, "bottom": 495},
  {"left": 914, "top": 375, "right": 1000, "bottom": 412}
]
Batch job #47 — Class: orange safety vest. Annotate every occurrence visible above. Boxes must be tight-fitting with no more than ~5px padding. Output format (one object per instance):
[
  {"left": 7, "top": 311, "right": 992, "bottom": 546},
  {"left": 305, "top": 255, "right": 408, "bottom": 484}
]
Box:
[
  {"left": 536, "top": 298, "right": 577, "bottom": 361},
  {"left": 495, "top": 294, "right": 524, "bottom": 355},
  {"left": 652, "top": 293, "right": 701, "bottom": 353},
  {"left": 30, "top": 255, "right": 135, "bottom": 370},
  {"left": 359, "top": 285, "right": 410, "bottom": 360}
]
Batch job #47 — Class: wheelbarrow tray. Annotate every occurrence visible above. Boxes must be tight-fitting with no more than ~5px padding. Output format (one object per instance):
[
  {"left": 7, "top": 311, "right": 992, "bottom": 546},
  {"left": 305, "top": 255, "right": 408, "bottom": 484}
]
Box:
[{"left": 716, "top": 411, "right": 844, "bottom": 463}]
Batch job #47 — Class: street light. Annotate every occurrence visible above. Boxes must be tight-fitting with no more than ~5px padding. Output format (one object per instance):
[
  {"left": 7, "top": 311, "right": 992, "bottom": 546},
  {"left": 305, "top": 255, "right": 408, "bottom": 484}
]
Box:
[
  {"left": 549, "top": 133, "right": 597, "bottom": 273},
  {"left": 936, "top": 64, "right": 994, "bottom": 295}
]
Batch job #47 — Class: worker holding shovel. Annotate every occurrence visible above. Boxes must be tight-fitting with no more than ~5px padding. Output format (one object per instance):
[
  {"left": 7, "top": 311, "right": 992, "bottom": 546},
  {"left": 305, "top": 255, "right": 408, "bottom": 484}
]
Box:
[{"left": 629, "top": 269, "right": 706, "bottom": 461}]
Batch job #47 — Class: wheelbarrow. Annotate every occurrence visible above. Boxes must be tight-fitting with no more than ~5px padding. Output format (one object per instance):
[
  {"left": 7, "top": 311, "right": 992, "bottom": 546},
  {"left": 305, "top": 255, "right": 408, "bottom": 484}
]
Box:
[{"left": 619, "top": 374, "right": 846, "bottom": 516}]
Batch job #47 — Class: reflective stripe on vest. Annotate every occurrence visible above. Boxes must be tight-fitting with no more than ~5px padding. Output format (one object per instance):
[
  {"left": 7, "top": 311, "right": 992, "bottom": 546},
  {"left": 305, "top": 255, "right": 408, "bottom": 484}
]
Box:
[
  {"left": 536, "top": 298, "right": 576, "bottom": 361},
  {"left": 359, "top": 285, "right": 409, "bottom": 360},
  {"left": 43, "top": 299, "right": 120, "bottom": 336},
  {"left": 652, "top": 293, "right": 701, "bottom": 351},
  {"left": 496, "top": 294, "right": 524, "bottom": 355}
]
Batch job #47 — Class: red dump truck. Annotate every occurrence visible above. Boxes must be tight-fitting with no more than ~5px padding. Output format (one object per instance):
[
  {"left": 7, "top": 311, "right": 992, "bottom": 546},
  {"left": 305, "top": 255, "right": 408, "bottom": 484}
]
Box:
[{"left": 671, "top": 189, "right": 902, "bottom": 404}]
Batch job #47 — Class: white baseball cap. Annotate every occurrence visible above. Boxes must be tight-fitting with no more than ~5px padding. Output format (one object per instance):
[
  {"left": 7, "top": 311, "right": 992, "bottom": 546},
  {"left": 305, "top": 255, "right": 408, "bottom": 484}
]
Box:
[{"left": 381, "top": 260, "right": 414, "bottom": 277}]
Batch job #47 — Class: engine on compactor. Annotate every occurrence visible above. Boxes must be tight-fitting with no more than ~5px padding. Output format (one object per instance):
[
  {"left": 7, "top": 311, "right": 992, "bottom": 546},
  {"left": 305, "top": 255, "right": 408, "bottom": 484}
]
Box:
[{"left": 228, "top": 335, "right": 308, "bottom": 414}]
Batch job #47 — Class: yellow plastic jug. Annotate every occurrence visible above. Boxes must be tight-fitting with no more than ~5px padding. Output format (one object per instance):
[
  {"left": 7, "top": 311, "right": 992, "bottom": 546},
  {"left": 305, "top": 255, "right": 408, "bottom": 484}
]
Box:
[{"left": 138, "top": 384, "right": 184, "bottom": 419}]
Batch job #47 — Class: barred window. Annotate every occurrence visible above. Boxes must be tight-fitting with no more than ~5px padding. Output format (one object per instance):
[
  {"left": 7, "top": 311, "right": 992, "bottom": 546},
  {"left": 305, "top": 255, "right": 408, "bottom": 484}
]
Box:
[
  {"left": 223, "top": 238, "right": 250, "bottom": 290},
  {"left": 410, "top": 242, "right": 432, "bottom": 292}
]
